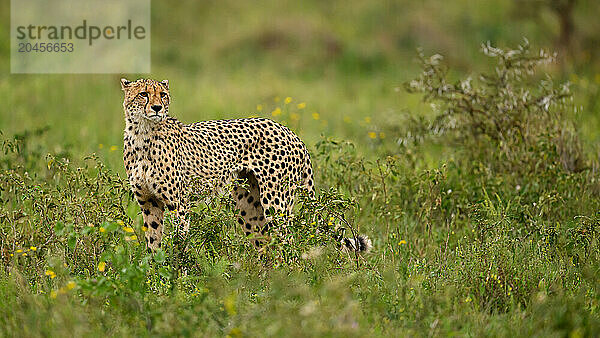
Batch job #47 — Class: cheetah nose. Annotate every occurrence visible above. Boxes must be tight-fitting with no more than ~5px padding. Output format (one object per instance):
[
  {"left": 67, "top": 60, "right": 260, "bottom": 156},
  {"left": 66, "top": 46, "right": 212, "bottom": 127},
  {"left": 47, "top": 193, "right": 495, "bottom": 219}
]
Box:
[{"left": 151, "top": 105, "right": 162, "bottom": 112}]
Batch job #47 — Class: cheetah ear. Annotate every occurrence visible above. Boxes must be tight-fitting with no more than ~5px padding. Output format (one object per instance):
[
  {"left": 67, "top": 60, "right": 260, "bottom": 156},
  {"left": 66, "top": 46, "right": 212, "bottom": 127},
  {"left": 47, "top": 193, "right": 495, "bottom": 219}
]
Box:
[
  {"left": 120, "top": 78, "right": 132, "bottom": 91},
  {"left": 160, "top": 80, "right": 169, "bottom": 90}
]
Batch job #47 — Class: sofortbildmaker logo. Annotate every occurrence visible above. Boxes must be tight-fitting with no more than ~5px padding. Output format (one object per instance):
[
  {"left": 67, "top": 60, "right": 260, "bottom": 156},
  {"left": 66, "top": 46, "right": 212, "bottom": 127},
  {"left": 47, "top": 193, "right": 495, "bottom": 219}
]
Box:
[{"left": 11, "top": 0, "right": 150, "bottom": 74}]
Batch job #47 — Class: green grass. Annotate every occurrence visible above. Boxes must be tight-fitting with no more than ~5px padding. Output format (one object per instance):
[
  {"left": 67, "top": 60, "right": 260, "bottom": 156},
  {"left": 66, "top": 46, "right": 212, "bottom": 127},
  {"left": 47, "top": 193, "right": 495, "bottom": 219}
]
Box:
[{"left": 2, "top": 1, "right": 600, "bottom": 336}]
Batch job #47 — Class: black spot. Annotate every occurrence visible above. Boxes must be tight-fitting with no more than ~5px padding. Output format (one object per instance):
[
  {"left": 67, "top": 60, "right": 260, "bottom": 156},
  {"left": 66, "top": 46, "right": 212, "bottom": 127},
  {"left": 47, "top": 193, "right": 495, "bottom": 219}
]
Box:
[
  {"left": 149, "top": 237, "right": 155, "bottom": 244},
  {"left": 261, "top": 223, "right": 270, "bottom": 234},
  {"left": 241, "top": 210, "right": 247, "bottom": 216},
  {"left": 151, "top": 221, "right": 159, "bottom": 229},
  {"left": 143, "top": 209, "right": 150, "bottom": 216}
]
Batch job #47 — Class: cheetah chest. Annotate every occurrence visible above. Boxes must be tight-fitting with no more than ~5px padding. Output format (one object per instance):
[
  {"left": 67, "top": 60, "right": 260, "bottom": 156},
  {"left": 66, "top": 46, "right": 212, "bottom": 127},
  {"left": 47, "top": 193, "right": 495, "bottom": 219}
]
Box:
[{"left": 124, "top": 133, "right": 177, "bottom": 199}]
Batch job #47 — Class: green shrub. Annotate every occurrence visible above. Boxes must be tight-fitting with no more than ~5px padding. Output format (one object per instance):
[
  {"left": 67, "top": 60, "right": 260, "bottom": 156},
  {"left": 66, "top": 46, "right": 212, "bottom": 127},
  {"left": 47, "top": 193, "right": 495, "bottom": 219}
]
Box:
[{"left": 405, "top": 39, "right": 585, "bottom": 174}]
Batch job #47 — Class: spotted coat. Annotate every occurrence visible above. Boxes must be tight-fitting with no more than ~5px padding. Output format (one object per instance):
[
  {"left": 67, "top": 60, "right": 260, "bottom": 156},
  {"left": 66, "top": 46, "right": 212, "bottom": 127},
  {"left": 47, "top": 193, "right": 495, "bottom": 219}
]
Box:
[{"left": 121, "top": 78, "right": 314, "bottom": 251}]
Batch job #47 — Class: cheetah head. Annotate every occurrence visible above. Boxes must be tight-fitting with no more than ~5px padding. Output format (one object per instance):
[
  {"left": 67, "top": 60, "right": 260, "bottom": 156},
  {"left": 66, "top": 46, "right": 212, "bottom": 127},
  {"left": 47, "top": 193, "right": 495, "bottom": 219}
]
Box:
[{"left": 120, "top": 78, "right": 170, "bottom": 122}]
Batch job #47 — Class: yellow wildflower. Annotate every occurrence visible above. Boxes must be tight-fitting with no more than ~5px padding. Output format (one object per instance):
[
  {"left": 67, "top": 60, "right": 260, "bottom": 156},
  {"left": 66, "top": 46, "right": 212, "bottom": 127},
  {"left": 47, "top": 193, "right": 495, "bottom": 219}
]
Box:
[
  {"left": 271, "top": 107, "right": 282, "bottom": 117},
  {"left": 284, "top": 97, "right": 292, "bottom": 104},
  {"left": 45, "top": 270, "right": 57, "bottom": 279},
  {"left": 311, "top": 112, "right": 320, "bottom": 120},
  {"left": 368, "top": 132, "right": 377, "bottom": 139},
  {"left": 399, "top": 240, "right": 407, "bottom": 245},
  {"left": 125, "top": 235, "right": 138, "bottom": 241},
  {"left": 364, "top": 117, "right": 371, "bottom": 124},
  {"left": 98, "top": 261, "right": 106, "bottom": 272},
  {"left": 297, "top": 102, "right": 306, "bottom": 109},
  {"left": 110, "top": 145, "right": 118, "bottom": 152},
  {"left": 379, "top": 132, "right": 386, "bottom": 139},
  {"left": 142, "top": 225, "right": 148, "bottom": 232},
  {"left": 122, "top": 226, "right": 134, "bottom": 233},
  {"left": 16, "top": 249, "right": 22, "bottom": 253},
  {"left": 256, "top": 104, "right": 263, "bottom": 112},
  {"left": 99, "top": 227, "right": 105, "bottom": 233},
  {"left": 99, "top": 144, "right": 104, "bottom": 149},
  {"left": 290, "top": 113, "right": 300, "bottom": 121},
  {"left": 66, "top": 281, "right": 76, "bottom": 290},
  {"left": 50, "top": 290, "right": 57, "bottom": 299},
  {"left": 30, "top": 246, "right": 37, "bottom": 251},
  {"left": 116, "top": 220, "right": 125, "bottom": 226}
]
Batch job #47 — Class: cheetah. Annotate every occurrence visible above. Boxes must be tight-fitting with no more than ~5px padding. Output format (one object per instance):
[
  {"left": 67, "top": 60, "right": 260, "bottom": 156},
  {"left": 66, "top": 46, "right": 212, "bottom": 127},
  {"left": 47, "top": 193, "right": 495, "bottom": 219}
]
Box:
[{"left": 120, "top": 78, "right": 371, "bottom": 253}]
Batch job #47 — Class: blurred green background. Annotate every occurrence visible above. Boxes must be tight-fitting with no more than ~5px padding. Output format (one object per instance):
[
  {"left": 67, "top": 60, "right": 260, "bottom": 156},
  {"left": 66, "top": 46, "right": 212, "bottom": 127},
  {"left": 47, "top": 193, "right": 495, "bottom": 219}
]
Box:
[{"left": 2, "top": 0, "right": 600, "bottom": 168}]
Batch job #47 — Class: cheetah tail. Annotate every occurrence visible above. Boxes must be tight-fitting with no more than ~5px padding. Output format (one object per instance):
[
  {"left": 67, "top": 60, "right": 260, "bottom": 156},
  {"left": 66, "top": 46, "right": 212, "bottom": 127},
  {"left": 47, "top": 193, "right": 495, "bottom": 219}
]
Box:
[{"left": 341, "top": 235, "right": 372, "bottom": 253}]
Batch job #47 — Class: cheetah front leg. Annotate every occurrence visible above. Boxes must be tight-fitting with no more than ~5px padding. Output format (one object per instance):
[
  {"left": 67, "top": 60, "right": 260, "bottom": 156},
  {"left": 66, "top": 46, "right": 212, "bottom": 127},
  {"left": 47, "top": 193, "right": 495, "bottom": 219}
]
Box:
[
  {"left": 139, "top": 198, "right": 165, "bottom": 252},
  {"left": 162, "top": 198, "right": 190, "bottom": 250},
  {"left": 165, "top": 201, "right": 192, "bottom": 274}
]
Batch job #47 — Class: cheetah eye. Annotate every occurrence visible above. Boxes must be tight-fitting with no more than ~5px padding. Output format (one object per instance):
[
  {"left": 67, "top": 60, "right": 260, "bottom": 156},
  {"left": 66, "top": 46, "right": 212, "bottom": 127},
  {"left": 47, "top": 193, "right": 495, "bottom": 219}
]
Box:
[
  {"left": 139, "top": 92, "right": 149, "bottom": 98},
  {"left": 160, "top": 92, "right": 167, "bottom": 98}
]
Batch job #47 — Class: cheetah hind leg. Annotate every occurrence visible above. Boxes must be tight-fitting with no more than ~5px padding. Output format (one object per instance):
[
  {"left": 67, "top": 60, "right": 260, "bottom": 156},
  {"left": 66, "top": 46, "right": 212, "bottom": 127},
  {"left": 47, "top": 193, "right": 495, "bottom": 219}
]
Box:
[{"left": 234, "top": 170, "right": 269, "bottom": 251}]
